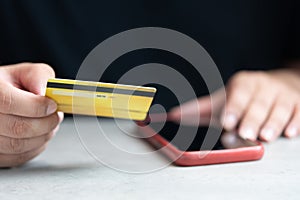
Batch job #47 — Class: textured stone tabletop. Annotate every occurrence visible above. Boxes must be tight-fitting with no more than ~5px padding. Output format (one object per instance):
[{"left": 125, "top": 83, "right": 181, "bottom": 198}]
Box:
[{"left": 0, "top": 117, "right": 299, "bottom": 200}]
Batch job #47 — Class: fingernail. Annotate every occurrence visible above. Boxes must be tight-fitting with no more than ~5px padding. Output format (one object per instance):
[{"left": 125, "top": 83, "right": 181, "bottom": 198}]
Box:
[
  {"left": 47, "top": 101, "right": 57, "bottom": 115},
  {"left": 57, "top": 111, "right": 64, "bottom": 123},
  {"left": 223, "top": 113, "right": 238, "bottom": 130},
  {"left": 286, "top": 126, "right": 298, "bottom": 138},
  {"left": 261, "top": 128, "right": 275, "bottom": 141},
  {"left": 240, "top": 127, "right": 256, "bottom": 140}
]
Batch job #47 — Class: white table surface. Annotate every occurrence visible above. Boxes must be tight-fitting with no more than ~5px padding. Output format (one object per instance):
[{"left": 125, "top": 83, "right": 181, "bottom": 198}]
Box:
[{"left": 0, "top": 116, "right": 299, "bottom": 200}]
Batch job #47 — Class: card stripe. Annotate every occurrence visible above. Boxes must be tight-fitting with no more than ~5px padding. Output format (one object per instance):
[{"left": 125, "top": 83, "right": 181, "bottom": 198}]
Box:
[{"left": 47, "top": 82, "right": 155, "bottom": 97}]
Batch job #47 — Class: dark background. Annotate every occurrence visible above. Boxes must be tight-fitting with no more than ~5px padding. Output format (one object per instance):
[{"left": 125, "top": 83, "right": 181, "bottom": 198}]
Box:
[{"left": 0, "top": 0, "right": 299, "bottom": 110}]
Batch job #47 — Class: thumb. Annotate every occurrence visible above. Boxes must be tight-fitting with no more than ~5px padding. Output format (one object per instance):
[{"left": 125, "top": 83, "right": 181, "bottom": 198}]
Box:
[{"left": 11, "top": 63, "right": 55, "bottom": 95}]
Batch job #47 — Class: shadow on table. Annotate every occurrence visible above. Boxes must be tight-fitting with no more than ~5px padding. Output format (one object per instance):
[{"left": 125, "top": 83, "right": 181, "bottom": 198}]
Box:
[{"left": 0, "top": 161, "right": 104, "bottom": 177}]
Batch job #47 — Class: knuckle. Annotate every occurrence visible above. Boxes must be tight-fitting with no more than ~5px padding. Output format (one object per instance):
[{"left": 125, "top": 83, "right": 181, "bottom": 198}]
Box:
[
  {"left": 11, "top": 118, "right": 31, "bottom": 138},
  {"left": 8, "top": 138, "right": 25, "bottom": 154},
  {"left": 228, "top": 70, "right": 268, "bottom": 89},
  {"left": 232, "top": 70, "right": 251, "bottom": 81},
  {"left": 253, "top": 71, "right": 268, "bottom": 81},
  {"left": 227, "top": 71, "right": 252, "bottom": 92},
  {"left": 253, "top": 98, "right": 271, "bottom": 111},
  {"left": 226, "top": 91, "right": 248, "bottom": 110},
  {"left": 228, "top": 73, "right": 243, "bottom": 88}
]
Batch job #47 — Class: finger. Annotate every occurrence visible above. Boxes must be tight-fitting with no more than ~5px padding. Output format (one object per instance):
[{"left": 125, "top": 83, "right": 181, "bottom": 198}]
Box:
[
  {"left": 0, "top": 112, "right": 60, "bottom": 138},
  {"left": 169, "top": 96, "right": 209, "bottom": 121},
  {"left": 260, "top": 98, "right": 294, "bottom": 142},
  {"left": 0, "top": 132, "right": 54, "bottom": 154},
  {"left": 0, "top": 145, "right": 46, "bottom": 168},
  {"left": 285, "top": 103, "right": 300, "bottom": 138},
  {"left": 9, "top": 63, "right": 55, "bottom": 95},
  {"left": 222, "top": 75, "right": 256, "bottom": 131},
  {"left": 169, "top": 88, "right": 225, "bottom": 121},
  {"left": 0, "top": 81, "right": 57, "bottom": 117},
  {"left": 238, "top": 90, "right": 276, "bottom": 140}
]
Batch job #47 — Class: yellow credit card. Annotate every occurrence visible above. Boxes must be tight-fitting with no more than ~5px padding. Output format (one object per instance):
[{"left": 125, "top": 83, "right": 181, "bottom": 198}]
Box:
[{"left": 45, "top": 78, "right": 156, "bottom": 120}]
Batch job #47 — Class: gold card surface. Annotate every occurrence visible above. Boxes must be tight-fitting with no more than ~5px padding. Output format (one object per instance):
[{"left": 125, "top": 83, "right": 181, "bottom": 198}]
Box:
[{"left": 45, "top": 78, "right": 156, "bottom": 120}]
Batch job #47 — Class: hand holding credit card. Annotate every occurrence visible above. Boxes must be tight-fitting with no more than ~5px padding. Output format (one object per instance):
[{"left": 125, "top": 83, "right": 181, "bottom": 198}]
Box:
[{"left": 45, "top": 78, "right": 156, "bottom": 120}]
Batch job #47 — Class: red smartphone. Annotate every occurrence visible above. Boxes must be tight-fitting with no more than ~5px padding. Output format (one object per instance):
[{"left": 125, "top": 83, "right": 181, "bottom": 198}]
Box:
[{"left": 136, "top": 114, "right": 264, "bottom": 166}]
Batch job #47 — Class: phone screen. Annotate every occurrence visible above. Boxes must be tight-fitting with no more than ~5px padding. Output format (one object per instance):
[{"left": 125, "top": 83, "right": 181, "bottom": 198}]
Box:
[{"left": 149, "top": 121, "right": 258, "bottom": 151}]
